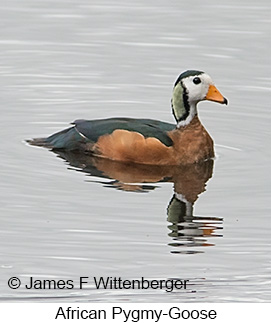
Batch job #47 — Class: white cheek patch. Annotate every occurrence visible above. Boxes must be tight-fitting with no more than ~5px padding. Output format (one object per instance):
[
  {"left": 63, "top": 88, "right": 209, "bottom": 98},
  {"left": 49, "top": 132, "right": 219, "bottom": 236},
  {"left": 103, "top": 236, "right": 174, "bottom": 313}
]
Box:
[
  {"left": 184, "top": 73, "right": 213, "bottom": 103},
  {"left": 200, "top": 73, "right": 213, "bottom": 84}
]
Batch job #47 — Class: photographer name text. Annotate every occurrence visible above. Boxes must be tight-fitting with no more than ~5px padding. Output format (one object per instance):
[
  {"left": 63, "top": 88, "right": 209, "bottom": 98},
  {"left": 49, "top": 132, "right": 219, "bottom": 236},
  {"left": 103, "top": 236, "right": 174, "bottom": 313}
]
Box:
[{"left": 8, "top": 276, "right": 189, "bottom": 293}]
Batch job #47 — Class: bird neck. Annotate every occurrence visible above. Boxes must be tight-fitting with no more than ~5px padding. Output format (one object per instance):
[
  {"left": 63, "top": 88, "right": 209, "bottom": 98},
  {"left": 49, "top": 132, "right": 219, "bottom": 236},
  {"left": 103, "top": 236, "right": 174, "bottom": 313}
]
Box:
[{"left": 171, "top": 82, "right": 198, "bottom": 128}]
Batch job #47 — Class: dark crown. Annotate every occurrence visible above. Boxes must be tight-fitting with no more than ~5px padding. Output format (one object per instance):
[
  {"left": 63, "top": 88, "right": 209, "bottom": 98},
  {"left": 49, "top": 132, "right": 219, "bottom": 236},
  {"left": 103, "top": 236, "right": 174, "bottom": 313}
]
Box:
[{"left": 174, "top": 70, "right": 204, "bottom": 87}]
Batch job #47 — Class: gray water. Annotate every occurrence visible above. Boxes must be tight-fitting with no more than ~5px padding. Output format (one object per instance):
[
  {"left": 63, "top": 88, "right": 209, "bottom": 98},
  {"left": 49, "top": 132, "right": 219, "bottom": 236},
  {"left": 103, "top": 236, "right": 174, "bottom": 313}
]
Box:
[{"left": 0, "top": 0, "right": 271, "bottom": 302}]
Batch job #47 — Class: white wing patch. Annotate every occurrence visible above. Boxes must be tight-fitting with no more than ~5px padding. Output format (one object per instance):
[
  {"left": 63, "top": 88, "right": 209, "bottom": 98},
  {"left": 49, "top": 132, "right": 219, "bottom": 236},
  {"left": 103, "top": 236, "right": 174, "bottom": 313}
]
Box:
[{"left": 74, "top": 126, "right": 88, "bottom": 139}]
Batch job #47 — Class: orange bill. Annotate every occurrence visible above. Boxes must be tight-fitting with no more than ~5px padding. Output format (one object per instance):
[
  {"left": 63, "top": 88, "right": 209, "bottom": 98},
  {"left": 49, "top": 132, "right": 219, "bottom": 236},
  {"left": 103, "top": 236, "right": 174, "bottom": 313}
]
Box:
[{"left": 205, "top": 84, "right": 228, "bottom": 104}]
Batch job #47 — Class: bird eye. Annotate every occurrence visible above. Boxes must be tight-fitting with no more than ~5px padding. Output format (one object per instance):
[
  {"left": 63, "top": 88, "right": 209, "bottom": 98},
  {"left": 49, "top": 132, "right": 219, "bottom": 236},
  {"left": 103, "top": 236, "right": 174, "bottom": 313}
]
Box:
[{"left": 193, "top": 77, "right": 201, "bottom": 85}]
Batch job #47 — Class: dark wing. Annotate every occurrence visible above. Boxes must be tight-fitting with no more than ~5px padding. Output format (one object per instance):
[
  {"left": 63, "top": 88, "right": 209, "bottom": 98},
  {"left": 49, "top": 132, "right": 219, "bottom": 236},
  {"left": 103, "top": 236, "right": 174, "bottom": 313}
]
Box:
[
  {"left": 28, "top": 117, "right": 176, "bottom": 150},
  {"left": 74, "top": 117, "right": 176, "bottom": 147}
]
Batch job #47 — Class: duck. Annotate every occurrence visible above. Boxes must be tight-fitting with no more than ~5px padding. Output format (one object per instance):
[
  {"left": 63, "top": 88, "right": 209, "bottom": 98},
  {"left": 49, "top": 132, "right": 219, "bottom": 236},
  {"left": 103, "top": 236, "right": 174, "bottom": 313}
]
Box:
[{"left": 28, "top": 70, "right": 227, "bottom": 165}]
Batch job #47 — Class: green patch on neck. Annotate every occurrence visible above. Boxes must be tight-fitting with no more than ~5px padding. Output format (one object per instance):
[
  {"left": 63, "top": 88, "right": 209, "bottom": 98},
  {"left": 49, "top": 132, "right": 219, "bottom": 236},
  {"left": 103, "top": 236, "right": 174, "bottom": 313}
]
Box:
[{"left": 171, "top": 83, "right": 189, "bottom": 122}]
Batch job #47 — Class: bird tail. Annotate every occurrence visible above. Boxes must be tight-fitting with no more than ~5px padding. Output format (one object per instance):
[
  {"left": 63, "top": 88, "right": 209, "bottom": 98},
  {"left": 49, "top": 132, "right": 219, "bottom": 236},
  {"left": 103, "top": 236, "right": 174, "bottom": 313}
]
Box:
[
  {"left": 26, "top": 137, "right": 51, "bottom": 147},
  {"left": 26, "top": 126, "right": 86, "bottom": 150}
]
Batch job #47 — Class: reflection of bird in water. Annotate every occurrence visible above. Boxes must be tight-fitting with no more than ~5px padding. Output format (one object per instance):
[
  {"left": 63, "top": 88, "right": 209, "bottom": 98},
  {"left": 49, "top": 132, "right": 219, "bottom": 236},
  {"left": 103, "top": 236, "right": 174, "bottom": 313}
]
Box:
[
  {"left": 167, "top": 194, "right": 223, "bottom": 254},
  {"left": 48, "top": 151, "right": 223, "bottom": 254},
  {"left": 28, "top": 70, "right": 227, "bottom": 165}
]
